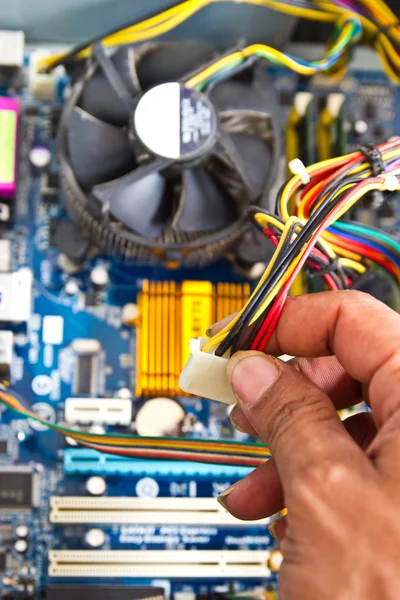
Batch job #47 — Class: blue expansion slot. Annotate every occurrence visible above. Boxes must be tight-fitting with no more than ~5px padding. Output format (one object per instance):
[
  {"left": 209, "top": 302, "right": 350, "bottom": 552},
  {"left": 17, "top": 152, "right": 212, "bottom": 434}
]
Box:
[{"left": 64, "top": 449, "right": 254, "bottom": 477}]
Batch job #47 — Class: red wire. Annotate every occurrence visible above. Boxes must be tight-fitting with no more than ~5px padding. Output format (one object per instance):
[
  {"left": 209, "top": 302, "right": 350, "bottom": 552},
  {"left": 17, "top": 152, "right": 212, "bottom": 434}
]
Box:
[
  {"left": 250, "top": 287, "right": 287, "bottom": 350},
  {"left": 79, "top": 440, "right": 268, "bottom": 467},
  {"left": 253, "top": 179, "right": 383, "bottom": 350},
  {"left": 329, "top": 235, "right": 398, "bottom": 279},
  {"left": 296, "top": 139, "right": 400, "bottom": 221}
]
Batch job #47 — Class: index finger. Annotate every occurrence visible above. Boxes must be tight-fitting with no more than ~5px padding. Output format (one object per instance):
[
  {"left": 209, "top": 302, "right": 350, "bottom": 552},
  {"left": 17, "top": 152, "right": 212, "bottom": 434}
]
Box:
[{"left": 263, "top": 290, "right": 400, "bottom": 428}]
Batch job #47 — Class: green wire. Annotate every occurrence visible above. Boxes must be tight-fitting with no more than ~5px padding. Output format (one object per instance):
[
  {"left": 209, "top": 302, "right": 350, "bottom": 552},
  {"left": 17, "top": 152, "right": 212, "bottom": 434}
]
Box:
[
  {"left": 333, "top": 221, "right": 400, "bottom": 255},
  {"left": 0, "top": 396, "right": 269, "bottom": 452}
]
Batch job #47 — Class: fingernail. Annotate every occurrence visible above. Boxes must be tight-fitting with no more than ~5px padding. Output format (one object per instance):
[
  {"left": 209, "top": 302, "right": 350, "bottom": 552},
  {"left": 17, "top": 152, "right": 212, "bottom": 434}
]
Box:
[
  {"left": 268, "top": 520, "right": 278, "bottom": 540},
  {"left": 207, "top": 313, "right": 237, "bottom": 338},
  {"left": 217, "top": 481, "right": 239, "bottom": 510},
  {"left": 231, "top": 355, "right": 279, "bottom": 406},
  {"left": 229, "top": 403, "right": 247, "bottom": 433}
]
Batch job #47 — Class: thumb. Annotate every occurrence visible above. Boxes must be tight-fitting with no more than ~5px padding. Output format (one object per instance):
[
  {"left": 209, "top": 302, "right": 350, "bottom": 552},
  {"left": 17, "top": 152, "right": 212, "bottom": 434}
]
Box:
[{"left": 227, "top": 351, "right": 370, "bottom": 490}]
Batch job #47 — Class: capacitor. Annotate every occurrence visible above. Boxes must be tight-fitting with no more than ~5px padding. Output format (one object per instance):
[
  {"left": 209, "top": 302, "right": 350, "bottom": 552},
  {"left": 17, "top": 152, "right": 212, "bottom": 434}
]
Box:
[
  {"left": 135, "top": 398, "right": 185, "bottom": 437},
  {"left": 84, "top": 528, "right": 106, "bottom": 548},
  {"left": 29, "top": 146, "right": 51, "bottom": 169},
  {"left": 14, "top": 539, "right": 28, "bottom": 554},
  {"left": 15, "top": 525, "right": 29, "bottom": 539},
  {"left": 115, "top": 387, "right": 132, "bottom": 399},
  {"left": 89, "top": 425, "right": 106, "bottom": 435},
  {"left": 121, "top": 303, "right": 139, "bottom": 327},
  {"left": 353, "top": 119, "right": 369, "bottom": 136},
  {"left": 65, "top": 279, "right": 79, "bottom": 296},
  {"left": 86, "top": 476, "right": 106, "bottom": 496},
  {"left": 65, "top": 436, "right": 78, "bottom": 446},
  {"left": 174, "top": 592, "right": 196, "bottom": 600},
  {"left": 90, "top": 265, "right": 109, "bottom": 288}
]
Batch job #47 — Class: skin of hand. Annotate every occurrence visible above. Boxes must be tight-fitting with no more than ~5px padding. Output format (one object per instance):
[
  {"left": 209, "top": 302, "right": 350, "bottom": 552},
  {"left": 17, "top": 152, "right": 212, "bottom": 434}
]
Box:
[{"left": 211, "top": 290, "right": 400, "bottom": 600}]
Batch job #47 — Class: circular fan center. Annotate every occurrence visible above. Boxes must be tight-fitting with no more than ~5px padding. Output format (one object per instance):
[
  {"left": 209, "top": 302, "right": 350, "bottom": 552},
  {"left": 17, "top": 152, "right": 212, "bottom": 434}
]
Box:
[{"left": 134, "top": 82, "right": 217, "bottom": 161}]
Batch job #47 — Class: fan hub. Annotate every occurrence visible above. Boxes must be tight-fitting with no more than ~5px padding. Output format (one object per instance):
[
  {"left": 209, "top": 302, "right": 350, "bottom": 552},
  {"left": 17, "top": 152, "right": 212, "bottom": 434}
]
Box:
[{"left": 134, "top": 82, "right": 217, "bottom": 161}]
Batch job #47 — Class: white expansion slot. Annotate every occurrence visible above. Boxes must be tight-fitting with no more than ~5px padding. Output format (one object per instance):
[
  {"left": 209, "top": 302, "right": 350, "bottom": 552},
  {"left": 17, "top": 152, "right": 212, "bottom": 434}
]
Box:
[
  {"left": 48, "top": 550, "right": 271, "bottom": 578},
  {"left": 50, "top": 496, "right": 269, "bottom": 526},
  {"left": 64, "top": 398, "right": 132, "bottom": 425}
]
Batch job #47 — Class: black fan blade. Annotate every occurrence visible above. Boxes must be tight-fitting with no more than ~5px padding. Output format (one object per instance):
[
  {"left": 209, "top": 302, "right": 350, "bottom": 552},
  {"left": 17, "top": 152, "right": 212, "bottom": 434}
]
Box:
[
  {"left": 136, "top": 42, "right": 214, "bottom": 89},
  {"left": 209, "top": 80, "right": 267, "bottom": 113},
  {"left": 173, "top": 168, "right": 236, "bottom": 233},
  {"left": 67, "top": 107, "right": 135, "bottom": 189},
  {"left": 92, "top": 167, "right": 169, "bottom": 238},
  {"left": 79, "top": 46, "right": 138, "bottom": 126},
  {"left": 229, "top": 132, "right": 272, "bottom": 199}
]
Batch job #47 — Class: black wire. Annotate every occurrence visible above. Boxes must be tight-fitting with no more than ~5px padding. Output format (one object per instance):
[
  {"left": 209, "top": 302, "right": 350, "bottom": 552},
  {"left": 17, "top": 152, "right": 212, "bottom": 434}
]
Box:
[
  {"left": 44, "top": 0, "right": 188, "bottom": 71},
  {"left": 217, "top": 177, "right": 365, "bottom": 356},
  {"left": 226, "top": 141, "right": 400, "bottom": 355},
  {"left": 45, "top": 0, "right": 328, "bottom": 72},
  {"left": 345, "top": 219, "right": 400, "bottom": 246},
  {"left": 217, "top": 221, "right": 299, "bottom": 356},
  {"left": 248, "top": 204, "right": 345, "bottom": 284}
]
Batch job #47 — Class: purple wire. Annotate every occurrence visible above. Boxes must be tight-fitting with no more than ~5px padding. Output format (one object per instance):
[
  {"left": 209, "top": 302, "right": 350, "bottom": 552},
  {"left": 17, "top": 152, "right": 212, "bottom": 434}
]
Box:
[{"left": 333, "top": 0, "right": 361, "bottom": 11}]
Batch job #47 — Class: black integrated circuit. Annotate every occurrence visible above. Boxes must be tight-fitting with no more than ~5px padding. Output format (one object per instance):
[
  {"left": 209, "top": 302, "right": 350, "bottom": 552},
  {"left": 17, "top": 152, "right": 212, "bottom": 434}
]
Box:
[
  {"left": 46, "top": 587, "right": 165, "bottom": 600},
  {"left": 0, "top": 468, "right": 38, "bottom": 510},
  {"left": 0, "top": 551, "right": 7, "bottom": 571}
]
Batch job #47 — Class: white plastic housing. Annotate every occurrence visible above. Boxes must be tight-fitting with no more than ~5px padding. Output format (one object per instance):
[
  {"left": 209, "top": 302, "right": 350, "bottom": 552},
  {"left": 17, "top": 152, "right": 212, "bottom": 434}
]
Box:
[
  {"left": 50, "top": 496, "right": 269, "bottom": 526},
  {"left": 48, "top": 549, "right": 271, "bottom": 578},
  {"left": 64, "top": 398, "right": 132, "bottom": 425},
  {"left": 179, "top": 338, "right": 294, "bottom": 404},
  {"left": 179, "top": 337, "right": 235, "bottom": 405}
]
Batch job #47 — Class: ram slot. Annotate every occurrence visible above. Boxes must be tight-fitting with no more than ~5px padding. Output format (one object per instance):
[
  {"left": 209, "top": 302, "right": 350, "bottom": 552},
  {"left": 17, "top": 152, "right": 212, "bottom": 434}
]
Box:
[
  {"left": 286, "top": 92, "right": 314, "bottom": 296},
  {"left": 286, "top": 92, "right": 314, "bottom": 168},
  {"left": 317, "top": 93, "right": 345, "bottom": 161}
]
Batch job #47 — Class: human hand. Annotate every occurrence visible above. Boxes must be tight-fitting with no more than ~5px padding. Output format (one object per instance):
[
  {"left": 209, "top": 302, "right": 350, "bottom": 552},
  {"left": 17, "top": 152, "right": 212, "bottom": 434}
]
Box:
[{"left": 214, "top": 291, "right": 400, "bottom": 600}]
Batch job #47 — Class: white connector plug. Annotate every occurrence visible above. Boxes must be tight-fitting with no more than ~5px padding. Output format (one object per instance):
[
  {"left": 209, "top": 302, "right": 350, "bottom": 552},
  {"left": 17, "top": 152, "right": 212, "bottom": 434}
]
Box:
[
  {"left": 179, "top": 338, "right": 235, "bottom": 405},
  {"left": 288, "top": 158, "right": 310, "bottom": 185},
  {"left": 179, "top": 339, "right": 294, "bottom": 404}
]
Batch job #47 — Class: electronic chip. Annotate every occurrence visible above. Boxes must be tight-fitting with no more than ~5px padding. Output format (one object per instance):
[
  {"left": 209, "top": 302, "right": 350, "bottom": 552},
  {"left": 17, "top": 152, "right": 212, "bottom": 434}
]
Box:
[
  {"left": 0, "top": 551, "right": 7, "bottom": 571},
  {"left": 0, "top": 440, "right": 8, "bottom": 454},
  {"left": 0, "top": 467, "right": 39, "bottom": 510},
  {"left": 46, "top": 586, "right": 164, "bottom": 600}
]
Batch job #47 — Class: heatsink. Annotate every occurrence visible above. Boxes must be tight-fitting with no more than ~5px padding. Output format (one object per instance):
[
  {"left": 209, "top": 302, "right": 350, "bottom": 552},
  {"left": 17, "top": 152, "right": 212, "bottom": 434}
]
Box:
[{"left": 136, "top": 280, "right": 250, "bottom": 397}]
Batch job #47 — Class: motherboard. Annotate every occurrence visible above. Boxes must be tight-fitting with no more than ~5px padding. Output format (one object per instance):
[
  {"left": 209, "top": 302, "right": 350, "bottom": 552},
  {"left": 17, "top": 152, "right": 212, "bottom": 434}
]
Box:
[{"left": 0, "top": 25, "right": 399, "bottom": 600}]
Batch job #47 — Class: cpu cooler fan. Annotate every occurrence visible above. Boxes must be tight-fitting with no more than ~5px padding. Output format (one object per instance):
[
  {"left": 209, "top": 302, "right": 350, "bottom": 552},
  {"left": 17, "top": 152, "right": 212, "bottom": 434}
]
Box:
[{"left": 58, "top": 41, "right": 278, "bottom": 265}]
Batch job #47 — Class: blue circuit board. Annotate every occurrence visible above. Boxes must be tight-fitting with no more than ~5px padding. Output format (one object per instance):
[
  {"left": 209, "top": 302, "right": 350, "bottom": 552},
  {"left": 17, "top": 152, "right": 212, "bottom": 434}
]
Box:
[{"left": 0, "top": 58, "right": 398, "bottom": 600}]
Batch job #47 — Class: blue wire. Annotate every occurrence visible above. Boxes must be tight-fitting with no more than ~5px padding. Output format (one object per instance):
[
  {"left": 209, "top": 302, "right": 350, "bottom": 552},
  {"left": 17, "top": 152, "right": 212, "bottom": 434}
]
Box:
[{"left": 329, "top": 226, "right": 400, "bottom": 268}]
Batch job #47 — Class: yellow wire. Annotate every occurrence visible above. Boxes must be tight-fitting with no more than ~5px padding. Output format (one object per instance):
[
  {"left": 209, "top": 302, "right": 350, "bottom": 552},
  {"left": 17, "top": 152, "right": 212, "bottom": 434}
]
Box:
[
  {"left": 202, "top": 216, "right": 300, "bottom": 352},
  {"left": 338, "top": 257, "right": 366, "bottom": 273},
  {"left": 35, "top": 0, "right": 400, "bottom": 86},
  {"left": 204, "top": 171, "right": 400, "bottom": 352},
  {"left": 0, "top": 390, "right": 270, "bottom": 456},
  {"left": 36, "top": 0, "right": 359, "bottom": 73}
]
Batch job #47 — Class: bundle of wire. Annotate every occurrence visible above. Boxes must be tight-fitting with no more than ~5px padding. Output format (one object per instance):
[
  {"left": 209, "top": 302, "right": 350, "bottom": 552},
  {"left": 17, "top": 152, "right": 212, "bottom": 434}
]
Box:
[
  {"left": 203, "top": 138, "right": 400, "bottom": 357},
  {"left": 35, "top": 0, "right": 400, "bottom": 84},
  {"left": 0, "top": 385, "right": 270, "bottom": 467}
]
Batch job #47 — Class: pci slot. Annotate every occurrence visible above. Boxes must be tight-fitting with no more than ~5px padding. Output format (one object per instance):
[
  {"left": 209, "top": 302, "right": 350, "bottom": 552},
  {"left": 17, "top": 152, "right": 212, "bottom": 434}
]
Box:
[
  {"left": 48, "top": 550, "right": 271, "bottom": 578},
  {"left": 50, "top": 496, "right": 269, "bottom": 526},
  {"left": 64, "top": 449, "right": 253, "bottom": 478}
]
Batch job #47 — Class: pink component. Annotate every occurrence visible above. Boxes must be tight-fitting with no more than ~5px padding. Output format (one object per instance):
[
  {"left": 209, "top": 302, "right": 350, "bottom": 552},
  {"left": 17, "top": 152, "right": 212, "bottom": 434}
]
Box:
[{"left": 0, "top": 96, "right": 20, "bottom": 197}]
